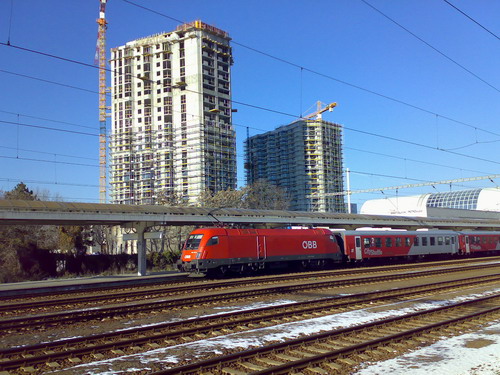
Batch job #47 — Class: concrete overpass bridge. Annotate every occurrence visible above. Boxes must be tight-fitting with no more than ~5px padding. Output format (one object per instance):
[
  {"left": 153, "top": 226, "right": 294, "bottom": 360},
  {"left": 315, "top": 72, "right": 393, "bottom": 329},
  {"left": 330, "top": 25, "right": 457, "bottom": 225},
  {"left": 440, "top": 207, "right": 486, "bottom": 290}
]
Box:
[{"left": 1, "top": 199, "right": 500, "bottom": 276}]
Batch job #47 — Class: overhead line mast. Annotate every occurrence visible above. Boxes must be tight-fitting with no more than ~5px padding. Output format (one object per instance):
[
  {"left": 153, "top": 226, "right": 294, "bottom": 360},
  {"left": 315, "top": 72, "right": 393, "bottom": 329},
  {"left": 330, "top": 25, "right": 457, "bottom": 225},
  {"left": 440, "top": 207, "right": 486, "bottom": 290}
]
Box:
[{"left": 96, "top": 0, "right": 108, "bottom": 203}]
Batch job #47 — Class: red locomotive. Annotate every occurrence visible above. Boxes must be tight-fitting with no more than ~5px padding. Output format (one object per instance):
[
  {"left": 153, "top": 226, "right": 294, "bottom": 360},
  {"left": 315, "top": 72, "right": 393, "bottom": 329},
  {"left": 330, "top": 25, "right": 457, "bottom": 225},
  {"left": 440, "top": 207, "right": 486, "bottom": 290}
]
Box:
[{"left": 178, "top": 228, "right": 500, "bottom": 275}]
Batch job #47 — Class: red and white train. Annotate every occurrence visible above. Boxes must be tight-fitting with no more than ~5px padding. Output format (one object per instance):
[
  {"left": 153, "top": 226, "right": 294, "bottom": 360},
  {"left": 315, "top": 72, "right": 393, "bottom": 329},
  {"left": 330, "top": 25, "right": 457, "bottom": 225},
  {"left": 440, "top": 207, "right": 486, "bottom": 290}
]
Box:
[{"left": 178, "top": 227, "right": 500, "bottom": 275}]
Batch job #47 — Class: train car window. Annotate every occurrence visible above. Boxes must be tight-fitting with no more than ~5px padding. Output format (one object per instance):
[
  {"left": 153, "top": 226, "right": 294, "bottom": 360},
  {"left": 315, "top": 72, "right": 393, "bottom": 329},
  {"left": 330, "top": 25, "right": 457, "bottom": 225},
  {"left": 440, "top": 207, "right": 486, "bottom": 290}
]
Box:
[
  {"left": 445, "top": 237, "right": 450, "bottom": 245},
  {"left": 385, "top": 237, "right": 392, "bottom": 247},
  {"left": 355, "top": 237, "right": 361, "bottom": 248},
  {"left": 414, "top": 237, "right": 419, "bottom": 246},
  {"left": 395, "top": 237, "right": 402, "bottom": 247},
  {"left": 422, "top": 237, "right": 428, "bottom": 246},
  {"left": 451, "top": 237, "right": 455, "bottom": 244},
  {"left": 430, "top": 237, "right": 436, "bottom": 246},
  {"left": 185, "top": 234, "right": 203, "bottom": 250},
  {"left": 364, "top": 238, "right": 370, "bottom": 248},
  {"left": 437, "top": 237, "right": 443, "bottom": 246},
  {"left": 482, "top": 237, "right": 487, "bottom": 244},
  {"left": 375, "top": 238, "right": 382, "bottom": 247},
  {"left": 329, "top": 235, "right": 337, "bottom": 243},
  {"left": 405, "top": 237, "right": 411, "bottom": 247},
  {"left": 207, "top": 236, "right": 219, "bottom": 246}
]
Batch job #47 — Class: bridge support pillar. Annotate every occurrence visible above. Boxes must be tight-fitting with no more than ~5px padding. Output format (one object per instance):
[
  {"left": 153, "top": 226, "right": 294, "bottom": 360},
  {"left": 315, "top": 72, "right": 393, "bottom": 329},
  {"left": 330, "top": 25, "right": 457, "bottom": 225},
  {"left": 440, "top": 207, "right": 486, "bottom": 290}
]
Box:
[{"left": 136, "top": 222, "right": 147, "bottom": 276}]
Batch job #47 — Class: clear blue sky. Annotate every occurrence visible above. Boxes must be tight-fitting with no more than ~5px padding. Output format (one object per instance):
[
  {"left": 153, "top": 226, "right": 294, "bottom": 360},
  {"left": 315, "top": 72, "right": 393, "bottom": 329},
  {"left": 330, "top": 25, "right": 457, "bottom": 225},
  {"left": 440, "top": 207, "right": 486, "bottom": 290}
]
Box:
[{"left": 0, "top": 0, "right": 499, "bottom": 209}]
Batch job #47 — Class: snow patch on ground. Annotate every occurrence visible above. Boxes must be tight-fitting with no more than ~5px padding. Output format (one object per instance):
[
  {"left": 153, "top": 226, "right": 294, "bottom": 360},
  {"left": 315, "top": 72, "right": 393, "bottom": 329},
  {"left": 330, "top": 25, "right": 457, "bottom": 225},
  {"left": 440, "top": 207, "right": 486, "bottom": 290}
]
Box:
[
  {"left": 354, "top": 321, "right": 500, "bottom": 375},
  {"left": 58, "top": 288, "right": 500, "bottom": 374}
]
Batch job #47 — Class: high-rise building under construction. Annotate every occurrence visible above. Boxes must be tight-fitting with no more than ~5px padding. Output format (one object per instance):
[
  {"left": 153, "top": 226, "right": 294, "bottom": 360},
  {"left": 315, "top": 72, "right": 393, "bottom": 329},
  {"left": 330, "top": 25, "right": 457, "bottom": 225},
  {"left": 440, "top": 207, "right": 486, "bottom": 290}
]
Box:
[
  {"left": 245, "top": 119, "right": 345, "bottom": 212},
  {"left": 110, "top": 21, "right": 236, "bottom": 205}
]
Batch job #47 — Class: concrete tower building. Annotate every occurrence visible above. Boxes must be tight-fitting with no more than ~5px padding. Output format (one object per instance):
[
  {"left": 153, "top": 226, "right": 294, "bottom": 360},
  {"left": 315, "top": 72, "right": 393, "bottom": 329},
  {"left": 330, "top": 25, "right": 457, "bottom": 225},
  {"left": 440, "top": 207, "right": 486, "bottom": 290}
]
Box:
[
  {"left": 110, "top": 21, "right": 236, "bottom": 205},
  {"left": 245, "top": 119, "right": 345, "bottom": 212}
]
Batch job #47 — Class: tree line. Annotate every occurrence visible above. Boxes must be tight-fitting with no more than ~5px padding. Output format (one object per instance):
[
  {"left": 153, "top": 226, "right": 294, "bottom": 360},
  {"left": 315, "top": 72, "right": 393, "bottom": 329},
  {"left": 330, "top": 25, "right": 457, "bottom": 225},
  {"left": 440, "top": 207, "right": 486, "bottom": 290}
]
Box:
[{"left": 0, "top": 181, "right": 289, "bottom": 282}]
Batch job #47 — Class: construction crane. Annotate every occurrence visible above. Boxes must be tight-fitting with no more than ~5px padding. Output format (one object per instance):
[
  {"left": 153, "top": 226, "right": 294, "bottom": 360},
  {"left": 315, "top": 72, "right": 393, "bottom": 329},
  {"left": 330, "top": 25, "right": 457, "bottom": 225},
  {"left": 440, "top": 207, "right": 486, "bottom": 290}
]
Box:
[
  {"left": 303, "top": 101, "right": 337, "bottom": 120},
  {"left": 96, "top": 0, "right": 108, "bottom": 203}
]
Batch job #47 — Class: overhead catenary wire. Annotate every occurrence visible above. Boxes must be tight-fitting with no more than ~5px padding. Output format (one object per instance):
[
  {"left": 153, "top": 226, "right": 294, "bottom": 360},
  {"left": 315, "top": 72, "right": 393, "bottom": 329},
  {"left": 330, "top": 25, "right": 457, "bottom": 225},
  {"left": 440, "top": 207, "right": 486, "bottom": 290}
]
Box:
[
  {"left": 117, "top": 0, "right": 500, "bottom": 138},
  {"left": 442, "top": 0, "right": 500, "bottom": 41},
  {"left": 3, "top": 103, "right": 500, "bottom": 168},
  {"left": 0, "top": 154, "right": 98, "bottom": 168},
  {"left": 1, "top": 5, "right": 498, "bottom": 200},
  {"left": 0, "top": 119, "right": 99, "bottom": 137},
  {"left": 8, "top": 61, "right": 495, "bottom": 169},
  {"left": 1, "top": 110, "right": 495, "bottom": 179},
  {"left": 0, "top": 69, "right": 98, "bottom": 97},
  {"left": 4, "top": 67, "right": 497, "bottom": 156},
  {"left": 344, "top": 146, "right": 493, "bottom": 176},
  {"left": 4, "top": 61, "right": 498, "bottom": 169},
  {"left": 0, "top": 145, "right": 98, "bottom": 161},
  {"left": 1, "top": 38, "right": 499, "bottom": 141},
  {"left": 360, "top": 0, "right": 500, "bottom": 93}
]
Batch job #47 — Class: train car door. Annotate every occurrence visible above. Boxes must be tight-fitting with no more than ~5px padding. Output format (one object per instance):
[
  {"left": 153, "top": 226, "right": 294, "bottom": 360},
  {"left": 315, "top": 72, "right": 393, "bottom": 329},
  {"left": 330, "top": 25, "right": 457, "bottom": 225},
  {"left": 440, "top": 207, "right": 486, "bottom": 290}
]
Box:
[
  {"left": 355, "top": 236, "right": 362, "bottom": 260},
  {"left": 464, "top": 235, "right": 470, "bottom": 254},
  {"left": 256, "top": 236, "right": 266, "bottom": 260}
]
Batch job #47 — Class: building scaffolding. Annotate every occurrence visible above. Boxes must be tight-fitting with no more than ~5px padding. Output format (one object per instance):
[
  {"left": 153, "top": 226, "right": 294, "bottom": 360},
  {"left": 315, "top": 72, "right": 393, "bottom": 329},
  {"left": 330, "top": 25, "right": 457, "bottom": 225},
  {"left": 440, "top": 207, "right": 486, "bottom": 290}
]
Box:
[{"left": 246, "top": 117, "right": 345, "bottom": 212}]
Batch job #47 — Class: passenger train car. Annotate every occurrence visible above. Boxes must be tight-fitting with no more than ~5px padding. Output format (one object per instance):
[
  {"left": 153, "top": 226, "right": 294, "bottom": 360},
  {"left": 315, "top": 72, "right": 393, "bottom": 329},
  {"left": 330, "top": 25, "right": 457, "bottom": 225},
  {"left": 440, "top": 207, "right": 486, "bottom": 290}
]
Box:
[{"left": 178, "top": 227, "right": 500, "bottom": 275}]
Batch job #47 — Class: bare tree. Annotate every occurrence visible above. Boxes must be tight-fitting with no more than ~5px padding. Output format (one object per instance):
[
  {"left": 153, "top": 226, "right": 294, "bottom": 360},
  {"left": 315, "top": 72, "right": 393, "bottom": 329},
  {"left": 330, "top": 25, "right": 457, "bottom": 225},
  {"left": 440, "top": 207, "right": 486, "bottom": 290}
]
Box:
[{"left": 198, "top": 180, "right": 290, "bottom": 210}]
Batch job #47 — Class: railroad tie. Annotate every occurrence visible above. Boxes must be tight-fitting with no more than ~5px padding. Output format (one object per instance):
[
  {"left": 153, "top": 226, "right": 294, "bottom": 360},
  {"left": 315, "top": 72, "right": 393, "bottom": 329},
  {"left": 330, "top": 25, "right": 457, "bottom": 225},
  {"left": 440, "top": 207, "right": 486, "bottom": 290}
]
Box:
[
  {"left": 324, "top": 340, "right": 347, "bottom": 348},
  {"left": 288, "top": 349, "right": 316, "bottom": 358},
  {"left": 337, "top": 358, "right": 357, "bottom": 366},
  {"left": 375, "top": 327, "right": 400, "bottom": 336},
  {"left": 222, "top": 367, "right": 247, "bottom": 375},
  {"left": 319, "top": 342, "right": 343, "bottom": 350},
  {"left": 354, "top": 332, "right": 378, "bottom": 340},
  {"left": 254, "top": 357, "right": 283, "bottom": 366},
  {"left": 239, "top": 361, "right": 266, "bottom": 371},
  {"left": 274, "top": 353, "right": 301, "bottom": 361},
  {"left": 353, "top": 353, "right": 371, "bottom": 361},
  {"left": 323, "top": 362, "right": 343, "bottom": 372},
  {"left": 20, "top": 366, "right": 36, "bottom": 373},
  {"left": 387, "top": 343, "right": 407, "bottom": 352},
  {"left": 306, "top": 367, "right": 329, "bottom": 374},
  {"left": 377, "top": 346, "right": 397, "bottom": 354},
  {"left": 420, "top": 333, "right": 442, "bottom": 340},
  {"left": 306, "top": 346, "right": 331, "bottom": 354},
  {"left": 366, "top": 349, "right": 385, "bottom": 358}
]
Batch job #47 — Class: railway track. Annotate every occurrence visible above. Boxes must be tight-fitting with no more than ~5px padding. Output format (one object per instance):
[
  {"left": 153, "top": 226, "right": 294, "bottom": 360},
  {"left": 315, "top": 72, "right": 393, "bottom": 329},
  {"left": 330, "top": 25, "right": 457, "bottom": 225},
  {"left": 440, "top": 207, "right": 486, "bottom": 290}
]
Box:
[
  {"left": 0, "top": 273, "right": 498, "bottom": 373},
  {"left": 152, "top": 293, "right": 500, "bottom": 375},
  {"left": 1, "top": 257, "right": 498, "bottom": 317},
  {"left": 1, "top": 262, "right": 499, "bottom": 335}
]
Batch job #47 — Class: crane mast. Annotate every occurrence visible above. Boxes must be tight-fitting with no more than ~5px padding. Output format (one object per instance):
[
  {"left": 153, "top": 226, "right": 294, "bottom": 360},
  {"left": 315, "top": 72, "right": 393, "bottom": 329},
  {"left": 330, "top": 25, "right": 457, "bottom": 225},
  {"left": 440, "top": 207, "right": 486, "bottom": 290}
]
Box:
[{"left": 96, "top": 0, "right": 108, "bottom": 203}]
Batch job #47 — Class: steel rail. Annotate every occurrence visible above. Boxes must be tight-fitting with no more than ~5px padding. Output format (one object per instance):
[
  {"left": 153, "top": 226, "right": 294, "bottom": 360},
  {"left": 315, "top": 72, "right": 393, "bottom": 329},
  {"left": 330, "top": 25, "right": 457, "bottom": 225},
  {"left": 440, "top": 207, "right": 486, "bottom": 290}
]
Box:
[
  {"left": 1, "top": 274, "right": 499, "bottom": 372},
  {"left": 0, "top": 263, "right": 498, "bottom": 333},
  {"left": 151, "top": 294, "right": 500, "bottom": 374},
  {"left": 1, "top": 257, "right": 497, "bottom": 312}
]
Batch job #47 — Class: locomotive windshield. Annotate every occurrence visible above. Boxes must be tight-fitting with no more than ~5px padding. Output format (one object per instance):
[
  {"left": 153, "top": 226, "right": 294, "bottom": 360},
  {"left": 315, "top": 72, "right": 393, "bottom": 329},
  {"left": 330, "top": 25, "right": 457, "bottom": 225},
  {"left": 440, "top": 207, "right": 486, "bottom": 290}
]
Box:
[{"left": 185, "top": 234, "right": 203, "bottom": 250}]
